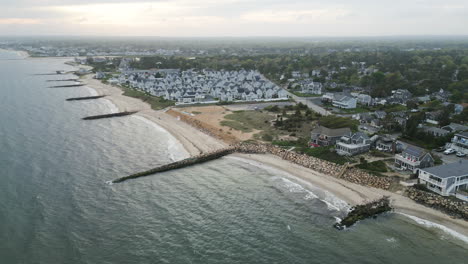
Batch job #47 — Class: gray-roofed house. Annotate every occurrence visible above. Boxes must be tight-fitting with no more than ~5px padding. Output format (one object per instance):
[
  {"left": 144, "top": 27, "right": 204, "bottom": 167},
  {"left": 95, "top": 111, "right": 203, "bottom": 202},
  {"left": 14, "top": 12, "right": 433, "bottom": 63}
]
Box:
[
  {"left": 336, "top": 132, "right": 372, "bottom": 156},
  {"left": 394, "top": 144, "right": 434, "bottom": 173},
  {"left": 332, "top": 94, "right": 357, "bottom": 109},
  {"left": 442, "top": 123, "right": 468, "bottom": 133},
  {"left": 449, "top": 131, "right": 468, "bottom": 155},
  {"left": 310, "top": 126, "right": 352, "bottom": 147},
  {"left": 421, "top": 125, "right": 450, "bottom": 137},
  {"left": 376, "top": 136, "right": 394, "bottom": 152},
  {"left": 418, "top": 160, "right": 468, "bottom": 201}
]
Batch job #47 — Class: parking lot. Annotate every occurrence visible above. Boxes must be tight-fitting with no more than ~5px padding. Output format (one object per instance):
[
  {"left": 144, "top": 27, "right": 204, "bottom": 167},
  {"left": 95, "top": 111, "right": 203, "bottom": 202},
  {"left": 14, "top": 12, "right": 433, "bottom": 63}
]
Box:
[{"left": 436, "top": 150, "right": 467, "bottom": 164}]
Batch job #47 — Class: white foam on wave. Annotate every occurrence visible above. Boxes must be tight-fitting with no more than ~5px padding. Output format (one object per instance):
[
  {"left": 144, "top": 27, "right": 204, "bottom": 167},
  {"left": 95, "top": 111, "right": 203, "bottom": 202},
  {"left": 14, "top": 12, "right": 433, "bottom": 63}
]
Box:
[
  {"left": 398, "top": 212, "right": 468, "bottom": 244},
  {"left": 100, "top": 98, "right": 119, "bottom": 114},
  {"left": 85, "top": 86, "right": 99, "bottom": 96},
  {"left": 131, "top": 115, "right": 190, "bottom": 161},
  {"left": 227, "top": 156, "right": 350, "bottom": 212}
]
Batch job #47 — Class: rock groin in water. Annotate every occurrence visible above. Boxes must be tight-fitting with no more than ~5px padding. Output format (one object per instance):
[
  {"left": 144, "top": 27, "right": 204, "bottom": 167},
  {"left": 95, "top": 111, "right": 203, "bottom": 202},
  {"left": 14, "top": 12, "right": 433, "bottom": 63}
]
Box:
[
  {"left": 66, "top": 95, "right": 106, "bottom": 101},
  {"left": 112, "top": 148, "right": 236, "bottom": 183},
  {"left": 334, "top": 197, "right": 392, "bottom": 230},
  {"left": 82, "top": 111, "right": 137, "bottom": 120}
]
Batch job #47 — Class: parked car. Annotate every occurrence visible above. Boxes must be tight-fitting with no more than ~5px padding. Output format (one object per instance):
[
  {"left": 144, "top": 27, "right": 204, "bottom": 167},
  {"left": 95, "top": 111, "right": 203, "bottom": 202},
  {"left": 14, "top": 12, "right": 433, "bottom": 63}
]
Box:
[
  {"left": 435, "top": 147, "right": 445, "bottom": 152},
  {"left": 444, "top": 149, "right": 456, "bottom": 155},
  {"left": 456, "top": 152, "right": 467, "bottom": 157}
]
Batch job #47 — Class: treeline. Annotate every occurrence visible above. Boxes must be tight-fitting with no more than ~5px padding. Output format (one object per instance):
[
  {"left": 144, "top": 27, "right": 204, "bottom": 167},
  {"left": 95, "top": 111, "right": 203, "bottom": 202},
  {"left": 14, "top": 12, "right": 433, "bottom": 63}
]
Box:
[{"left": 129, "top": 49, "right": 468, "bottom": 103}]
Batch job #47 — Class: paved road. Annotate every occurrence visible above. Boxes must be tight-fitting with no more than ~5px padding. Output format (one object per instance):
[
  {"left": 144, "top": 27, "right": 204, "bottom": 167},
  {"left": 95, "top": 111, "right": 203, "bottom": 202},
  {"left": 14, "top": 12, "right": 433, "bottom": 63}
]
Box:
[{"left": 285, "top": 91, "right": 332, "bottom": 116}]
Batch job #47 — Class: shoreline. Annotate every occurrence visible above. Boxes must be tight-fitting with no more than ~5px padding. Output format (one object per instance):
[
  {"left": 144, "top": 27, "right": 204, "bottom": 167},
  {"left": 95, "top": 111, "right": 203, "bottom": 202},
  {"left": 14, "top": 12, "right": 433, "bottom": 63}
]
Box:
[
  {"left": 76, "top": 66, "right": 467, "bottom": 242},
  {"left": 81, "top": 74, "right": 227, "bottom": 156},
  {"left": 235, "top": 153, "right": 468, "bottom": 240}
]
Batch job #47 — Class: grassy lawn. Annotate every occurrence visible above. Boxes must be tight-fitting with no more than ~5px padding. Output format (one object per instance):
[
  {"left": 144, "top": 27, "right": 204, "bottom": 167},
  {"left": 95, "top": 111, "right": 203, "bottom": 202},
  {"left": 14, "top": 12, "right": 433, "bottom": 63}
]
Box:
[
  {"left": 291, "top": 91, "right": 322, "bottom": 97},
  {"left": 221, "top": 110, "right": 314, "bottom": 141},
  {"left": 221, "top": 110, "right": 277, "bottom": 138},
  {"left": 319, "top": 115, "right": 359, "bottom": 131},
  {"left": 122, "top": 87, "right": 175, "bottom": 110},
  {"left": 356, "top": 160, "right": 388, "bottom": 173},
  {"left": 333, "top": 107, "right": 370, "bottom": 114},
  {"left": 301, "top": 146, "right": 353, "bottom": 165}
]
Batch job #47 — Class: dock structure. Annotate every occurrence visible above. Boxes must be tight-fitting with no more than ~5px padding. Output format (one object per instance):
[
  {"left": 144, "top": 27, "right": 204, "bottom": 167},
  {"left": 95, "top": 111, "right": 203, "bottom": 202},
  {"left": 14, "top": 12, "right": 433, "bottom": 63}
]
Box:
[
  {"left": 82, "top": 111, "right": 138, "bottom": 120},
  {"left": 111, "top": 148, "right": 236, "bottom": 183},
  {"left": 66, "top": 95, "right": 106, "bottom": 101}
]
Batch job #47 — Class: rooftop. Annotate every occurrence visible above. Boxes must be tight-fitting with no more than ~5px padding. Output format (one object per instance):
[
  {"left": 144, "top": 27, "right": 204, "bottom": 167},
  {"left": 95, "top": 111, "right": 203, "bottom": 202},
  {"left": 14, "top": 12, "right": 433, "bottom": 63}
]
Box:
[{"left": 421, "top": 160, "right": 468, "bottom": 178}]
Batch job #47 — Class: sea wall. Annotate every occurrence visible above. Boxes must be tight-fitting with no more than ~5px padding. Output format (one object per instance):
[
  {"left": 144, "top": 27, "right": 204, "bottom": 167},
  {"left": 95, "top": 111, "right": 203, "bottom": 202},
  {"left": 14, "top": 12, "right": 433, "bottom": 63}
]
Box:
[
  {"left": 234, "top": 144, "right": 393, "bottom": 190},
  {"left": 405, "top": 187, "right": 468, "bottom": 220}
]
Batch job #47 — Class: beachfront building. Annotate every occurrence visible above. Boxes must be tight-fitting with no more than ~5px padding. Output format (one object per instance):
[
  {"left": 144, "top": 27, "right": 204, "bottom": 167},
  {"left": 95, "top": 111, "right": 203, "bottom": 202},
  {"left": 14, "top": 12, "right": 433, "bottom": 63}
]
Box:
[
  {"left": 449, "top": 131, "right": 468, "bottom": 155},
  {"left": 335, "top": 132, "right": 372, "bottom": 156},
  {"left": 418, "top": 160, "right": 468, "bottom": 201},
  {"left": 375, "top": 136, "right": 394, "bottom": 152},
  {"left": 394, "top": 144, "right": 434, "bottom": 173},
  {"left": 310, "top": 126, "right": 352, "bottom": 147}
]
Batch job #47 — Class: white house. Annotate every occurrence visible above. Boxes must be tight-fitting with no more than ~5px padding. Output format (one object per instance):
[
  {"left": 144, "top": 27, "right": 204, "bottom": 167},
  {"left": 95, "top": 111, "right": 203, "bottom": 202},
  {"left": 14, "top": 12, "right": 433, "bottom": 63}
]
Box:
[
  {"left": 418, "top": 160, "right": 468, "bottom": 201},
  {"left": 332, "top": 95, "right": 357, "bottom": 109}
]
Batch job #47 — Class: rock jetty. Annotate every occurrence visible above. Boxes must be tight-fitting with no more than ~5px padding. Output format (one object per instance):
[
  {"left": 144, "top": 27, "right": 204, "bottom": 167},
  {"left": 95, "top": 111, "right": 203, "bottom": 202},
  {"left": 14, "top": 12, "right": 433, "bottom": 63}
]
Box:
[{"left": 334, "top": 197, "right": 392, "bottom": 230}]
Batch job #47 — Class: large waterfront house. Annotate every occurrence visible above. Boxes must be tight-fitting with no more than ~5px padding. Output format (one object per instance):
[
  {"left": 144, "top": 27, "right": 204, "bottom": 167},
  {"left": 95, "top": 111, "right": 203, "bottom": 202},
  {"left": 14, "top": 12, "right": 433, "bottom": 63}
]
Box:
[
  {"left": 449, "top": 131, "right": 468, "bottom": 155},
  {"left": 335, "top": 132, "right": 372, "bottom": 156},
  {"left": 394, "top": 143, "right": 434, "bottom": 173},
  {"left": 310, "top": 126, "right": 352, "bottom": 147},
  {"left": 418, "top": 160, "right": 468, "bottom": 202},
  {"left": 332, "top": 94, "right": 357, "bottom": 109}
]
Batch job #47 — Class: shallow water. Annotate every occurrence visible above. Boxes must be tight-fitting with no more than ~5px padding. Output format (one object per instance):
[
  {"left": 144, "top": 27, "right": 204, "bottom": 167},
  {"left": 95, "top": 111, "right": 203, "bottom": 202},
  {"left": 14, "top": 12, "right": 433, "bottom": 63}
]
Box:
[{"left": 0, "top": 50, "right": 466, "bottom": 264}]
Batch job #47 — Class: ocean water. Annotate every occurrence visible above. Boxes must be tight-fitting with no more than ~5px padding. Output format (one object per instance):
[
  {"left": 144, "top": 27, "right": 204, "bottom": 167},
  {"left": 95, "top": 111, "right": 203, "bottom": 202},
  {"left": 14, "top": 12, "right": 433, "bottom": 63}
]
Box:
[{"left": 0, "top": 50, "right": 466, "bottom": 264}]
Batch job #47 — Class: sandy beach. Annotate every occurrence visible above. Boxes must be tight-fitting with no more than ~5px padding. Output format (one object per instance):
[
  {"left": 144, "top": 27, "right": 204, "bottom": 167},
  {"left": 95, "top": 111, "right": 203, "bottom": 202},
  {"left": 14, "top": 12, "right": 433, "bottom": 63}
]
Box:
[
  {"left": 83, "top": 74, "right": 227, "bottom": 156},
  {"left": 82, "top": 73, "right": 468, "bottom": 241},
  {"left": 234, "top": 153, "right": 468, "bottom": 238}
]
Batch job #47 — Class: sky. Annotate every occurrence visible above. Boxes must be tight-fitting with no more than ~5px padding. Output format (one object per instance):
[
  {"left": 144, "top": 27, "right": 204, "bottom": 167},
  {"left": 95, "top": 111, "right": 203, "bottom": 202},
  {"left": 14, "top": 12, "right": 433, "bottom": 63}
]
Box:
[{"left": 0, "top": 0, "right": 467, "bottom": 37}]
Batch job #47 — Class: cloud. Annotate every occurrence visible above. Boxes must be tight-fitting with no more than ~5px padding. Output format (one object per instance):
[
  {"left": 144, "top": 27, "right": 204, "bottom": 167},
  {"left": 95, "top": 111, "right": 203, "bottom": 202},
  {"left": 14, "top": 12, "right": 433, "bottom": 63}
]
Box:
[
  {"left": 0, "top": 0, "right": 467, "bottom": 36},
  {"left": 0, "top": 18, "right": 41, "bottom": 24}
]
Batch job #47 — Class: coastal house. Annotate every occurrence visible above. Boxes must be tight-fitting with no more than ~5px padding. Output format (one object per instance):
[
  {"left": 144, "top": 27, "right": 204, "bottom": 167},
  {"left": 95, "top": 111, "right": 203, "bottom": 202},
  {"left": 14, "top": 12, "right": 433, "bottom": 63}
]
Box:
[
  {"left": 376, "top": 136, "right": 394, "bottom": 152},
  {"left": 421, "top": 125, "right": 450, "bottom": 137},
  {"left": 441, "top": 123, "right": 468, "bottom": 133},
  {"left": 357, "top": 94, "right": 372, "bottom": 106},
  {"left": 335, "top": 132, "right": 372, "bottom": 156},
  {"left": 425, "top": 111, "right": 442, "bottom": 125},
  {"left": 448, "top": 131, "right": 468, "bottom": 155},
  {"left": 391, "top": 89, "right": 412, "bottom": 104},
  {"left": 332, "top": 94, "right": 357, "bottom": 109},
  {"left": 301, "top": 82, "right": 323, "bottom": 95},
  {"left": 321, "top": 93, "right": 335, "bottom": 103},
  {"left": 394, "top": 143, "right": 434, "bottom": 173},
  {"left": 418, "top": 160, "right": 468, "bottom": 201},
  {"left": 310, "top": 126, "right": 352, "bottom": 147}
]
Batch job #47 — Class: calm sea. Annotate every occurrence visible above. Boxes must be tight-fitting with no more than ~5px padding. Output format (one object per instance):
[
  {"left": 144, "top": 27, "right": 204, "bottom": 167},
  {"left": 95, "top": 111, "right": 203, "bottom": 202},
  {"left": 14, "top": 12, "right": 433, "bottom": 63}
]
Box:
[{"left": 0, "top": 50, "right": 466, "bottom": 264}]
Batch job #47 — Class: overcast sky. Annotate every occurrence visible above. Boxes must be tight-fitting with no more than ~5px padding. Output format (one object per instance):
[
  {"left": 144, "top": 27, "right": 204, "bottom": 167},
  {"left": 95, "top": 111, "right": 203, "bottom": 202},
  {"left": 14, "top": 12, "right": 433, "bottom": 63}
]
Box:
[{"left": 0, "top": 0, "right": 467, "bottom": 36}]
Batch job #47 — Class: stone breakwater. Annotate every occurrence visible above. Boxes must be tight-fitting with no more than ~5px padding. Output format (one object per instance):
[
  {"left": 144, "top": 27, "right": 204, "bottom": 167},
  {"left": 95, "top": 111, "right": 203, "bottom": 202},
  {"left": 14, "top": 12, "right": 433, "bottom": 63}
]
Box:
[
  {"left": 405, "top": 188, "right": 468, "bottom": 220},
  {"left": 112, "top": 148, "right": 236, "bottom": 183},
  {"left": 234, "top": 144, "right": 393, "bottom": 190}
]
